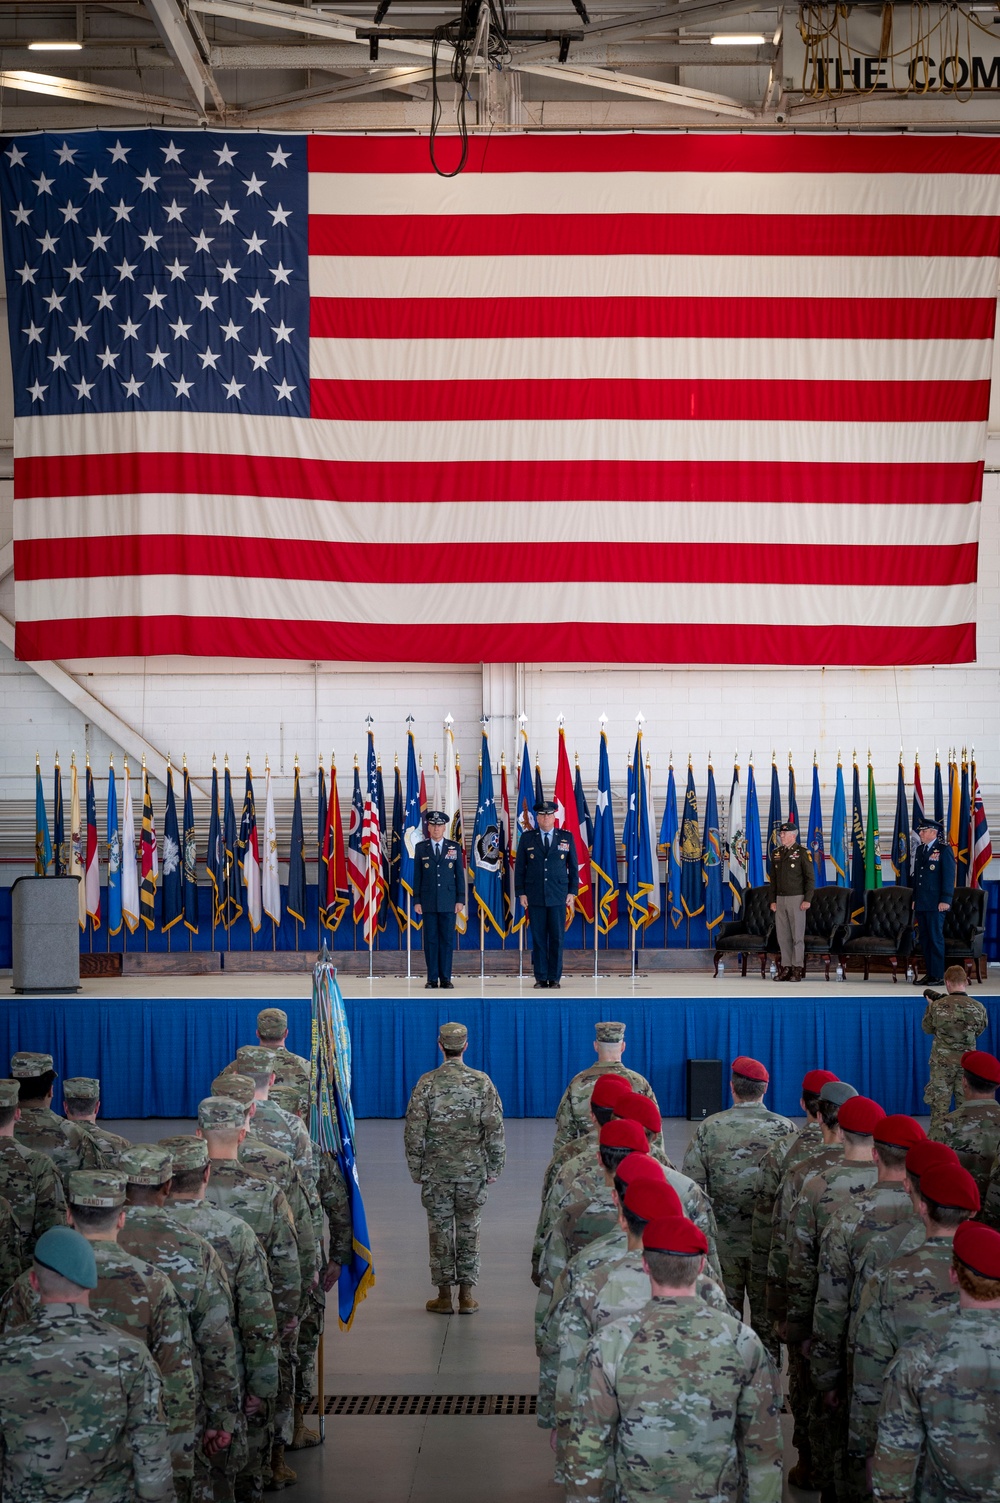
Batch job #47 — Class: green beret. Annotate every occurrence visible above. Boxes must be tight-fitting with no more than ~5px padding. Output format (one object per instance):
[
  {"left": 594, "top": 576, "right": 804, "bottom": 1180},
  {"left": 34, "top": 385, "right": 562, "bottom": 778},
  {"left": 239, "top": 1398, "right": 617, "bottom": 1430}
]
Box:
[
  {"left": 237, "top": 1046, "right": 277, "bottom": 1073},
  {"left": 68, "top": 1171, "right": 126, "bottom": 1209},
  {"left": 0, "top": 1080, "right": 20, "bottom": 1108},
  {"left": 595, "top": 1022, "right": 626, "bottom": 1043},
  {"left": 257, "top": 1008, "right": 288, "bottom": 1039},
  {"left": 11, "top": 1052, "right": 54, "bottom": 1078},
  {"left": 438, "top": 1022, "right": 468, "bottom": 1048},
  {"left": 34, "top": 1226, "right": 97, "bottom": 1289},
  {"left": 199, "top": 1097, "right": 246, "bottom": 1131},
  {"left": 63, "top": 1077, "right": 100, "bottom": 1102},
  {"left": 214, "top": 1072, "right": 255, "bottom": 1106},
  {"left": 159, "top": 1135, "right": 209, "bottom": 1172},
  {"left": 119, "top": 1145, "right": 172, "bottom": 1186}
]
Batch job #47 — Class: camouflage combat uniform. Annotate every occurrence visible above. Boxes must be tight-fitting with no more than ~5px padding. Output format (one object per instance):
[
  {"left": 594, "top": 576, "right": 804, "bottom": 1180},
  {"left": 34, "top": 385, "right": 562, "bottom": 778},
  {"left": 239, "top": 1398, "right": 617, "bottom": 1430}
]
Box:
[
  {"left": 764, "top": 1143, "right": 842, "bottom": 1325},
  {"left": 403, "top": 1054, "right": 505, "bottom": 1288},
  {"left": 921, "top": 991, "right": 989, "bottom": 1135},
  {"left": 937, "top": 1098, "right": 1000, "bottom": 1198},
  {"left": 873, "top": 1307, "right": 1000, "bottom": 1502},
  {"left": 551, "top": 1063, "right": 657, "bottom": 1156},
  {"left": 682, "top": 1101, "right": 796, "bottom": 1352},
  {"left": 12, "top": 1105, "right": 76, "bottom": 1179},
  {"left": 221, "top": 1047, "right": 310, "bottom": 1092},
  {"left": 0, "top": 1303, "right": 175, "bottom": 1503},
  {"left": 62, "top": 1120, "right": 132, "bottom": 1174},
  {"left": 750, "top": 1120, "right": 823, "bottom": 1318},
  {"left": 0, "top": 1136, "right": 64, "bottom": 1266},
  {"left": 564, "top": 1297, "right": 783, "bottom": 1503},
  {"left": 850, "top": 1232, "right": 960, "bottom": 1460},
  {"left": 0, "top": 1194, "right": 23, "bottom": 1293},
  {"left": 0, "top": 1240, "right": 198, "bottom": 1492}
]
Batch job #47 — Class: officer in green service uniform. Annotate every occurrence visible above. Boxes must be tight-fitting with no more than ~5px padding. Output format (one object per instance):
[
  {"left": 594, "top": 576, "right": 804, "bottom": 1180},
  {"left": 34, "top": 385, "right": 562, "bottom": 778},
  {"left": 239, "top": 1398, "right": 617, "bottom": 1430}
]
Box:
[{"left": 767, "top": 822, "right": 815, "bottom": 981}]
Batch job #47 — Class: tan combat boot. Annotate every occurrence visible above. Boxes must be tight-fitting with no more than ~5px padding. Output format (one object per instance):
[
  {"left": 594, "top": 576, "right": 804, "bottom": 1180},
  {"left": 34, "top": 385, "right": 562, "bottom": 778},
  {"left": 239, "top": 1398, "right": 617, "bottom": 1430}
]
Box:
[
  {"left": 288, "top": 1403, "right": 320, "bottom": 1450},
  {"left": 265, "top": 1444, "right": 297, "bottom": 1490},
  {"left": 425, "top": 1284, "right": 454, "bottom": 1314},
  {"left": 458, "top": 1284, "right": 479, "bottom": 1313}
]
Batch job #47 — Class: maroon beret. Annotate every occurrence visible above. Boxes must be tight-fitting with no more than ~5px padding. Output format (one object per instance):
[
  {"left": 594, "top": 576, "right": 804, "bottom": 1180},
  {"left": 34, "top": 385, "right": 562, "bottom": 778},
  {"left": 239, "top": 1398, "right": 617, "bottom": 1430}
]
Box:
[
  {"left": 623, "top": 1178, "right": 682, "bottom": 1222},
  {"left": 953, "top": 1221, "right": 1000, "bottom": 1280},
  {"left": 961, "top": 1051, "right": 1000, "bottom": 1086},
  {"left": 906, "top": 1140, "right": 959, "bottom": 1177},
  {"left": 599, "top": 1120, "right": 648, "bottom": 1154},
  {"left": 615, "top": 1153, "right": 665, "bottom": 1189},
  {"left": 873, "top": 1115, "right": 926, "bottom": 1150},
  {"left": 919, "top": 1164, "right": 981, "bottom": 1213},
  {"left": 802, "top": 1069, "right": 839, "bottom": 1094},
  {"left": 615, "top": 1093, "right": 662, "bottom": 1134},
  {"left": 732, "top": 1056, "right": 768, "bottom": 1083},
  {"left": 838, "top": 1096, "right": 886, "bottom": 1135},
  {"left": 591, "top": 1075, "right": 633, "bottom": 1109},
  {"left": 642, "top": 1216, "right": 709, "bottom": 1255}
]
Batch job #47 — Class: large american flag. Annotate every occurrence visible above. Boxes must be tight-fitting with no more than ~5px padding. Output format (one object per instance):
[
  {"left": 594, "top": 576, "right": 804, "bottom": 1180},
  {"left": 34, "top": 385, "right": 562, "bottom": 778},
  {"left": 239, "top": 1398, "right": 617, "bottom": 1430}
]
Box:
[{"left": 3, "top": 130, "right": 998, "bottom": 666}]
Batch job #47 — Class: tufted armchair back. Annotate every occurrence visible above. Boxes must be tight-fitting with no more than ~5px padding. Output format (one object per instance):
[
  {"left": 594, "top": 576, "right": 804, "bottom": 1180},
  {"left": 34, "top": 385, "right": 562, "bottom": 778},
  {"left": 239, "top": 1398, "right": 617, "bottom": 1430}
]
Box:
[
  {"left": 860, "top": 886, "right": 913, "bottom": 943},
  {"left": 805, "top": 887, "right": 851, "bottom": 944},
  {"left": 944, "top": 887, "right": 987, "bottom": 948}
]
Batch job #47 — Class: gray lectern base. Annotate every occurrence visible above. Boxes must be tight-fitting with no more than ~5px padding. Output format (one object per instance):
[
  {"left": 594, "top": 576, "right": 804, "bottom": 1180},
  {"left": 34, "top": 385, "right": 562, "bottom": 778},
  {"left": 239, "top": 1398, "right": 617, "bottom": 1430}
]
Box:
[{"left": 11, "top": 876, "right": 82, "bottom": 993}]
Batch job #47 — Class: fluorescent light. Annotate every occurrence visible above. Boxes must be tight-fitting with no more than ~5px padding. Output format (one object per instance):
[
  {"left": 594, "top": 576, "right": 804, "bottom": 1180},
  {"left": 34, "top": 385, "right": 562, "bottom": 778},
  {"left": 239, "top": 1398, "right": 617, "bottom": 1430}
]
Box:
[
  {"left": 710, "top": 33, "right": 766, "bottom": 45},
  {"left": 28, "top": 41, "right": 83, "bottom": 52}
]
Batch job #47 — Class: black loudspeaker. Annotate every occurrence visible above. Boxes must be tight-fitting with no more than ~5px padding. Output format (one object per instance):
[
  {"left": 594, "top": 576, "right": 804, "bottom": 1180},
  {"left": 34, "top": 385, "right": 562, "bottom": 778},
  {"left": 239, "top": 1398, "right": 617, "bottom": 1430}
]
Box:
[{"left": 687, "top": 1059, "right": 723, "bottom": 1121}]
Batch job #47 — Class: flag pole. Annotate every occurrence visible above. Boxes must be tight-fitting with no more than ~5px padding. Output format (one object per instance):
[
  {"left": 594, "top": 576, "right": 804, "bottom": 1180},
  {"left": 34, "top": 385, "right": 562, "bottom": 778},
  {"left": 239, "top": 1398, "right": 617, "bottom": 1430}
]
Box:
[{"left": 406, "top": 893, "right": 412, "bottom": 980}]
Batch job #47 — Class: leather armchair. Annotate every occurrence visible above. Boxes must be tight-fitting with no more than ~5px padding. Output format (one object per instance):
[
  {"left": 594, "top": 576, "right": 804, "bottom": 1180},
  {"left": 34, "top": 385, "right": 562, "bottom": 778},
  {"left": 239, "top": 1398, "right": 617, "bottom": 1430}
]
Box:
[
  {"left": 713, "top": 885, "right": 775, "bottom": 978},
  {"left": 838, "top": 886, "right": 914, "bottom": 982},
  {"left": 800, "top": 887, "right": 852, "bottom": 980},
  {"left": 944, "top": 887, "right": 988, "bottom": 983}
]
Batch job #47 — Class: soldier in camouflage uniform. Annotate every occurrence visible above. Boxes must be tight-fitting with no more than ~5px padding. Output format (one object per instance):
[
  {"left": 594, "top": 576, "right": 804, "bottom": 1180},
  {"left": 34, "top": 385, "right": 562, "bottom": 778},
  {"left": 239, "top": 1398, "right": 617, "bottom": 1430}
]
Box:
[
  {"left": 404, "top": 1022, "right": 505, "bottom": 1315},
  {"left": 118, "top": 1147, "right": 242, "bottom": 1503},
  {"left": 564, "top": 1214, "right": 783, "bottom": 1503},
  {"left": 682, "top": 1055, "right": 795, "bottom": 1354},
  {"left": 0, "top": 1078, "right": 65, "bottom": 1264},
  {"left": 921, "top": 968, "right": 989, "bottom": 1135},
  {"left": 234, "top": 1050, "right": 312, "bottom": 1180},
  {"left": 873, "top": 1219, "right": 1000, "bottom": 1503},
  {"left": 0, "top": 1193, "right": 23, "bottom": 1291},
  {"left": 196, "top": 1097, "right": 301, "bottom": 1498},
  {"left": 535, "top": 1075, "right": 634, "bottom": 1283},
  {"left": 61, "top": 1077, "right": 131, "bottom": 1175},
  {"left": 786, "top": 1095, "right": 882, "bottom": 1500},
  {"left": 221, "top": 1009, "right": 310, "bottom": 1091},
  {"left": 850, "top": 1158, "right": 979, "bottom": 1470},
  {"left": 161, "top": 1135, "right": 280, "bottom": 1503},
  {"left": 9, "top": 1053, "right": 75, "bottom": 1176},
  {"left": 0, "top": 1226, "right": 174, "bottom": 1503},
  {"left": 938, "top": 1049, "right": 1000, "bottom": 1199},
  {"left": 809, "top": 1115, "right": 925, "bottom": 1500},
  {"left": 269, "top": 1081, "right": 353, "bottom": 1453},
  {"left": 0, "top": 1170, "right": 198, "bottom": 1499},
  {"left": 550, "top": 1022, "right": 657, "bottom": 1156}
]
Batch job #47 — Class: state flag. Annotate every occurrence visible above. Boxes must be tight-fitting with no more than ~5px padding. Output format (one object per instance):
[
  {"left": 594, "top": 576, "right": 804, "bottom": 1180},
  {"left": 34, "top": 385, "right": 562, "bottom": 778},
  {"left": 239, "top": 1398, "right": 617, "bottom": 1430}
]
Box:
[
  {"left": 287, "top": 763, "right": 306, "bottom": 928},
  {"left": 238, "top": 763, "right": 262, "bottom": 933},
  {"left": 702, "top": 762, "right": 724, "bottom": 932},
  {"left": 680, "top": 763, "right": 704, "bottom": 920},
  {"left": 807, "top": 761, "right": 827, "bottom": 890},
  {"left": 593, "top": 729, "right": 619, "bottom": 935},
  {"left": 262, "top": 764, "right": 282, "bottom": 926},
  {"left": 85, "top": 760, "right": 100, "bottom": 928},
  {"left": 140, "top": 767, "right": 157, "bottom": 931},
  {"left": 830, "top": 761, "right": 848, "bottom": 888},
  {"left": 206, "top": 763, "right": 224, "bottom": 928},
  {"left": 70, "top": 756, "right": 84, "bottom": 928},
  {"left": 554, "top": 726, "right": 591, "bottom": 924},
  {"left": 161, "top": 764, "right": 183, "bottom": 932},
  {"left": 660, "top": 763, "right": 682, "bottom": 929},
  {"left": 121, "top": 760, "right": 140, "bottom": 934},
  {"left": 107, "top": 761, "right": 122, "bottom": 937},
  {"left": 35, "top": 757, "right": 52, "bottom": 876},
  {"left": 745, "top": 762, "right": 765, "bottom": 889},
  {"left": 727, "top": 764, "right": 747, "bottom": 914},
  {"left": 183, "top": 764, "right": 199, "bottom": 934}
]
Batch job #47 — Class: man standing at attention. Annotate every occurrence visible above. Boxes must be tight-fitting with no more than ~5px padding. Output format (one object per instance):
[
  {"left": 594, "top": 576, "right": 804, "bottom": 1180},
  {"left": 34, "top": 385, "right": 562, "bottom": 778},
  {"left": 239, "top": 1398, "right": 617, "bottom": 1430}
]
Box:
[
  {"left": 767, "top": 822, "right": 815, "bottom": 982},
  {"left": 413, "top": 811, "right": 466, "bottom": 991},
  {"left": 515, "top": 799, "right": 578, "bottom": 989},
  {"left": 404, "top": 1023, "right": 505, "bottom": 1315}
]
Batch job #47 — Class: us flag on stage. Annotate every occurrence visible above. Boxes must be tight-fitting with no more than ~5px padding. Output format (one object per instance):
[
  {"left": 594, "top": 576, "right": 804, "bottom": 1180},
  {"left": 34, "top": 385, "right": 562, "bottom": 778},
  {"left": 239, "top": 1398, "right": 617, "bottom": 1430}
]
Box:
[{"left": 3, "top": 130, "right": 999, "bottom": 666}]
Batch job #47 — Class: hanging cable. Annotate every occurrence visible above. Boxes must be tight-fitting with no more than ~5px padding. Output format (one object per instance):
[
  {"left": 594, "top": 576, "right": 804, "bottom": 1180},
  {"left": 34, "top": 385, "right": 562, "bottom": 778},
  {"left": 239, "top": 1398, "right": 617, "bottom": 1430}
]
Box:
[{"left": 429, "top": 0, "right": 511, "bottom": 178}]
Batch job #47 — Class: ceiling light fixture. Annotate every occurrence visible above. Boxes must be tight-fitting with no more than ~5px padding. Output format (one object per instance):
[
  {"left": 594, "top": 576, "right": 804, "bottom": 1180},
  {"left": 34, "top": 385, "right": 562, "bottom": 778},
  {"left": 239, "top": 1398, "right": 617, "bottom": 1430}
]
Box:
[
  {"left": 28, "top": 41, "right": 84, "bottom": 52},
  {"left": 709, "top": 32, "right": 766, "bottom": 44}
]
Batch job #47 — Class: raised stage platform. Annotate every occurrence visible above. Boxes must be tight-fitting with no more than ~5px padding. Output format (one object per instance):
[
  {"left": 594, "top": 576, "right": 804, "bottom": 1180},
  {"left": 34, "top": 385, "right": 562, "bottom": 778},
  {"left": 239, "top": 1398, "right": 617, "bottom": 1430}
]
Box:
[{"left": 2, "top": 970, "right": 999, "bottom": 1122}]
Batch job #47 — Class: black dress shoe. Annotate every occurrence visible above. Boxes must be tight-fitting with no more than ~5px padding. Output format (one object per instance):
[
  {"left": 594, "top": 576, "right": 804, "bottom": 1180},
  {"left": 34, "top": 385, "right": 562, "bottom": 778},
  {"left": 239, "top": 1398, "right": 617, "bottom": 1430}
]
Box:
[
  {"left": 441, "top": 980, "right": 455, "bottom": 989},
  {"left": 533, "top": 980, "right": 546, "bottom": 989},
  {"left": 550, "top": 981, "right": 561, "bottom": 989},
  {"left": 425, "top": 980, "right": 438, "bottom": 989},
  {"left": 913, "top": 974, "right": 932, "bottom": 986}
]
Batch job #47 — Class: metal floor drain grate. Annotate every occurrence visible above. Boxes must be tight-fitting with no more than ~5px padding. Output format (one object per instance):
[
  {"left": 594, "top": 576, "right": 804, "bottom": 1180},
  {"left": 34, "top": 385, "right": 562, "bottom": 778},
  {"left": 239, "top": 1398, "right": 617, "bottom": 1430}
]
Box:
[{"left": 310, "top": 1394, "right": 537, "bottom": 1417}]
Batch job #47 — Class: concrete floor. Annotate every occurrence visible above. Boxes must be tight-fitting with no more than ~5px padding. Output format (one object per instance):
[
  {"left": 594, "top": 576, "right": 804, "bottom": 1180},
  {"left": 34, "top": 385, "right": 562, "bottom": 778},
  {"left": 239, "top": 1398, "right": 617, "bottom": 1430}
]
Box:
[{"left": 112, "top": 1113, "right": 833, "bottom": 1502}]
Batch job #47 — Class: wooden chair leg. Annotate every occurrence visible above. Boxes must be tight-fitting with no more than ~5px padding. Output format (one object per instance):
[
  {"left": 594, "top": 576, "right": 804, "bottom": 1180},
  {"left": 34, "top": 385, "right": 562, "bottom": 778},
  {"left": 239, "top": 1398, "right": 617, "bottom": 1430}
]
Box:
[
  {"left": 838, "top": 954, "right": 847, "bottom": 980},
  {"left": 824, "top": 953, "right": 830, "bottom": 981},
  {"left": 979, "top": 957, "right": 987, "bottom": 983},
  {"left": 741, "top": 953, "right": 748, "bottom": 978},
  {"left": 863, "top": 956, "right": 870, "bottom": 982}
]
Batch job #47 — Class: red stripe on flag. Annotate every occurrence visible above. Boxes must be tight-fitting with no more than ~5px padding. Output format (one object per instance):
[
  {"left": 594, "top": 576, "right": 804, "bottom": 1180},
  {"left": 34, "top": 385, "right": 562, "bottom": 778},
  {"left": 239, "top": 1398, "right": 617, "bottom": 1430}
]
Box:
[
  {"left": 16, "top": 455, "right": 985, "bottom": 507},
  {"left": 15, "top": 615, "right": 977, "bottom": 668},
  {"left": 309, "top": 212, "right": 1000, "bottom": 259},
  {"left": 311, "top": 378, "right": 991, "bottom": 424},
  {"left": 307, "top": 134, "right": 1000, "bottom": 176},
  {"left": 14, "top": 537, "right": 978, "bottom": 588},
  {"left": 308, "top": 294, "right": 992, "bottom": 342},
  {"left": 310, "top": 295, "right": 998, "bottom": 342}
]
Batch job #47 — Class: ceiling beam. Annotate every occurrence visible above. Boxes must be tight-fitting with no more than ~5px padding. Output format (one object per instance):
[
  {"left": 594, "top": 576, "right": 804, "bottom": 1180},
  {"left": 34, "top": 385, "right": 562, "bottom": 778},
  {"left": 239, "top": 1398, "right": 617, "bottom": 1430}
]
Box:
[
  {"left": 247, "top": 64, "right": 432, "bottom": 112},
  {"left": 515, "top": 57, "right": 755, "bottom": 114},
  {"left": 144, "top": 0, "right": 225, "bottom": 113},
  {"left": 508, "top": 0, "right": 770, "bottom": 61},
  {"left": 0, "top": 68, "right": 201, "bottom": 119}
]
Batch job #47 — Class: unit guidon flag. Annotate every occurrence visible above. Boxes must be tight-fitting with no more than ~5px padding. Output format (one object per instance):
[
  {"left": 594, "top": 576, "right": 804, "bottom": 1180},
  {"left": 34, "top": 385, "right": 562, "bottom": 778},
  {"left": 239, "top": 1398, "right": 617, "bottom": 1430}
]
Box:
[{"left": 2, "top": 130, "right": 998, "bottom": 666}]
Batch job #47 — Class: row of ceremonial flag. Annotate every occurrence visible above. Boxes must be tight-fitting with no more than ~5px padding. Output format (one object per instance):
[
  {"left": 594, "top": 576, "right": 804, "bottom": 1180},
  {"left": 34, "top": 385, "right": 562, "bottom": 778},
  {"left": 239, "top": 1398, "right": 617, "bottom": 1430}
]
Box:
[{"left": 32, "top": 737, "right": 993, "bottom": 941}]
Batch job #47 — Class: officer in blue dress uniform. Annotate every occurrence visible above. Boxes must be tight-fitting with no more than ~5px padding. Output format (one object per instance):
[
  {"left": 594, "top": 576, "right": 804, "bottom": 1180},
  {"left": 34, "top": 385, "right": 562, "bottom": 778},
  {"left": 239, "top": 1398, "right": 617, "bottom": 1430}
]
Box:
[
  {"left": 911, "top": 815, "right": 955, "bottom": 986},
  {"left": 514, "top": 800, "right": 579, "bottom": 989},
  {"left": 414, "top": 811, "right": 466, "bottom": 990}
]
